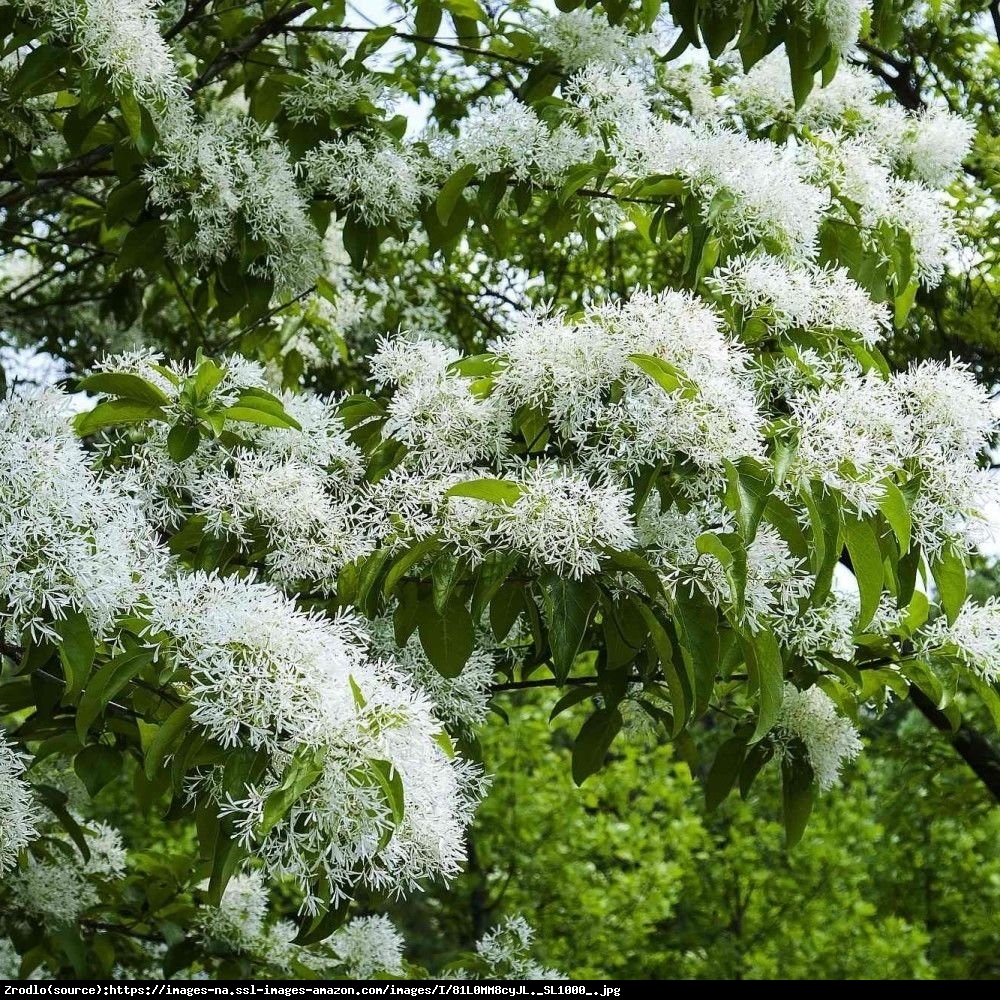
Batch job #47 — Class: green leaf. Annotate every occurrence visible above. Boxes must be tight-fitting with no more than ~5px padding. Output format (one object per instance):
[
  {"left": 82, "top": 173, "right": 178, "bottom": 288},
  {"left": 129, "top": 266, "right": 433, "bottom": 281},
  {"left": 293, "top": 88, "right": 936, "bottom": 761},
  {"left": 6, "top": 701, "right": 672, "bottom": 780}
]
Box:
[
  {"left": 382, "top": 535, "right": 441, "bottom": 597},
  {"left": 706, "top": 736, "right": 748, "bottom": 810},
  {"left": 635, "top": 602, "right": 689, "bottom": 736},
  {"left": 116, "top": 221, "right": 165, "bottom": 273},
  {"left": 76, "top": 649, "right": 153, "bottom": 742},
  {"left": 54, "top": 611, "right": 95, "bottom": 701},
  {"left": 843, "top": 516, "right": 883, "bottom": 631},
  {"left": 672, "top": 587, "right": 719, "bottom": 722},
  {"left": 259, "top": 746, "right": 327, "bottom": 836},
  {"left": 879, "top": 480, "right": 911, "bottom": 555},
  {"left": 224, "top": 391, "right": 301, "bottom": 430},
  {"left": 628, "top": 354, "right": 698, "bottom": 398},
  {"left": 436, "top": 163, "right": 478, "bottom": 225},
  {"left": 74, "top": 399, "right": 167, "bottom": 436},
  {"left": 143, "top": 702, "right": 195, "bottom": 781},
  {"left": 418, "top": 599, "right": 474, "bottom": 677},
  {"left": 167, "top": 423, "right": 201, "bottom": 462},
  {"left": 571, "top": 707, "right": 622, "bottom": 785},
  {"left": 444, "top": 478, "right": 522, "bottom": 506},
  {"left": 541, "top": 574, "right": 599, "bottom": 683},
  {"left": 549, "top": 685, "right": 596, "bottom": 722},
  {"left": 724, "top": 457, "right": 771, "bottom": 540},
  {"left": 781, "top": 755, "right": 816, "bottom": 848},
  {"left": 930, "top": 544, "right": 967, "bottom": 626},
  {"left": 743, "top": 631, "right": 785, "bottom": 743},
  {"left": 365, "top": 758, "right": 405, "bottom": 828},
  {"left": 77, "top": 372, "right": 170, "bottom": 405},
  {"left": 7, "top": 45, "right": 66, "bottom": 97},
  {"left": 74, "top": 744, "right": 122, "bottom": 797}
]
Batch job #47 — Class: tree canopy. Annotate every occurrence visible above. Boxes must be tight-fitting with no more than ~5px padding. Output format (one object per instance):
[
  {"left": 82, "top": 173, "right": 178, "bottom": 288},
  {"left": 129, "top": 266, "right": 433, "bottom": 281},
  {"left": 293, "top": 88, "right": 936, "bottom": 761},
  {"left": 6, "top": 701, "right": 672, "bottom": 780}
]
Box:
[{"left": 1, "top": 0, "right": 1000, "bottom": 981}]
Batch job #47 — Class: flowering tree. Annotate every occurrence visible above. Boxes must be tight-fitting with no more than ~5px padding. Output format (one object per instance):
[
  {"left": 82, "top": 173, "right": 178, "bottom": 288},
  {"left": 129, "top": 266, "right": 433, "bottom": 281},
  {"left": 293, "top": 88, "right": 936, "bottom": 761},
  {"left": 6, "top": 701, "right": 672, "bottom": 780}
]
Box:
[{"left": 1, "top": 0, "right": 998, "bottom": 980}]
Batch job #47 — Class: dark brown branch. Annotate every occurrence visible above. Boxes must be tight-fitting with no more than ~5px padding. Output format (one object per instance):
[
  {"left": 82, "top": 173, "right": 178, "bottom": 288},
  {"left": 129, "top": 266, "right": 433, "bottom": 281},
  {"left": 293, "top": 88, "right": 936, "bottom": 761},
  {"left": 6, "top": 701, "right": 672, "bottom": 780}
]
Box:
[
  {"left": 910, "top": 685, "right": 1000, "bottom": 803},
  {"left": 192, "top": 1, "right": 312, "bottom": 91}
]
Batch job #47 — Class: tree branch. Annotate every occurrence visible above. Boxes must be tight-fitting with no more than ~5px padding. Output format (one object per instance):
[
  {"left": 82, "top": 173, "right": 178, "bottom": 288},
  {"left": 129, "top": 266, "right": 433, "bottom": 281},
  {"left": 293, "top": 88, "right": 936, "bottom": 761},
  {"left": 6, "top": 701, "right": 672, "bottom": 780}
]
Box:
[{"left": 910, "top": 685, "right": 1000, "bottom": 803}]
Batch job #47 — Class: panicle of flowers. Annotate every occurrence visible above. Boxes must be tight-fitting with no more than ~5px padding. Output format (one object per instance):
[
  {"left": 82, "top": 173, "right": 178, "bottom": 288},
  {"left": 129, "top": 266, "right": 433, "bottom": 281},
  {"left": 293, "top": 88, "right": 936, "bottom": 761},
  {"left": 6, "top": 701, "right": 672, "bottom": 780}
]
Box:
[
  {"left": 563, "top": 65, "right": 654, "bottom": 155},
  {"left": 31, "top": 0, "right": 184, "bottom": 108},
  {"left": 190, "top": 451, "right": 372, "bottom": 586},
  {"left": 813, "top": 138, "right": 959, "bottom": 285},
  {"left": 80, "top": 819, "right": 128, "bottom": 879},
  {"left": 370, "top": 335, "right": 512, "bottom": 470},
  {"left": 0, "top": 389, "right": 166, "bottom": 641},
  {"left": 920, "top": 598, "right": 1000, "bottom": 684},
  {"left": 774, "top": 591, "right": 859, "bottom": 663},
  {"left": 493, "top": 290, "right": 763, "bottom": 476},
  {"left": 0, "top": 735, "right": 40, "bottom": 875},
  {"left": 324, "top": 914, "right": 406, "bottom": 978},
  {"left": 901, "top": 106, "right": 975, "bottom": 187},
  {"left": 448, "top": 98, "right": 596, "bottom": 185},
  {"left": 303, "top": 135, "right": 436, "bottom": 226},
  {"left": 785, "top": 369, "right": 910, "bottom": 515},
  {"left": 441, "top": 462, "right": 637, "bottom": 580},
  {"left": 148, "top": 116, "right": 323, "bottom": 291},
  {"left": 708, "top": 253, "right": 890, "bottom": 345},
  {"left": 283, "top": 59, "right": 401, "bottom": 122},
  {"left": 894, "top": 359, "right": 997, "bottom": 459},
  {"left": 148, "top": 571, "right": 484, "bottom": 909},
  {"left": 632, "top": 123, "right": 829, "bottom": 260},
  {"left": 200, "top": 871, "right": 270, "bottom": 954},
  {"left": 810, "top": 0, "right": 870, "bottom": 51},
  {"left": 772, "top": 682, "right": 863, "bottom": 790},
  {"left": 7, "top": 816, "right": 127, "bottom": 927},
  {"left": 8, "top": 855, "right": 98, "bottom": 926},
  {"left": 535, "top": 8, "right": 654, "bottom": 71},
  {"left": 448, "top": 916, "right": 564, "bottom": 980}
]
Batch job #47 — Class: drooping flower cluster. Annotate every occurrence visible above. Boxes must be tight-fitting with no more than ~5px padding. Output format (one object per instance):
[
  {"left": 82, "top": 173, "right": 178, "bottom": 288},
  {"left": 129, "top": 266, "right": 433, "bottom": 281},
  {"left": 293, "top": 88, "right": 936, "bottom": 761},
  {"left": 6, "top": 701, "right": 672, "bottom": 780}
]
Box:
[
  {"left": 534, "top": 8, "right": 654, "bottom": 72},
  {"left": 7, "top": 817, "right": 127, "bottom": 926},
  {"left": 708, "top": 253, "right": 890, "bottom": 345},
  {"left": 920, "top": 599, "right": 1000, "bottom": 684},
  {"left": 772, "top": 682, "right": 863, "bottom": 790},
  {"left": 149, "top": 571, "right": 485, "bottom": 910},
  {"left": 448, "top": 916, "right": 565, "bottom": 980},
  {"left": 20, "top": 0, "right": 322, "bottom": 289},
  {"left": 303, "top": 137, "right": 437, "bottom": 226},
  {"left": 0, "top": 390, "right": 164, "bottom": 641},
  {"left": 0, "top": 736, "right": 39, "bottom": 875}
]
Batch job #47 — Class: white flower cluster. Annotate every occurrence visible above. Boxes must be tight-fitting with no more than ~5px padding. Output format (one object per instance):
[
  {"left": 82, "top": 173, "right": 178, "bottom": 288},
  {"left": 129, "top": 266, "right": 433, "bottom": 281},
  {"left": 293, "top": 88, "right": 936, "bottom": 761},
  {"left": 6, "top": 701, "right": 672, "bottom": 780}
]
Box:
[
  {"left": 731, "top": 50, "right": 973, "bottom": 188},
  {"left": 0, "top": 736, "right": 39, "bottom": 875},
  {"left": 284, "top": 60, "right": 401, "bottom": 122},
  {"left": 22, "top": 0, "right": 321, "bottom": 289},
  {"left": 150, "top": 571, "right": 484, "bottom": 910},
  {"left": 0, "top": 390, "right": 164, "bottom": 641},
  {"left": 325, "top": 913, "right": 406, "bottom": 978},
  {"left": 370, "top": 336, "right": 511, "bottom": 470},
  {"left": 202, "top": 871, "right": 407, "bottom": 977},
  {"left": 7, "top": 818, "right": 127, "bottom": 926},
  {"left": 772, "top": 682, "right": 863, "bottom": 790},
  {"left": 200, "top": 871, "right": 300, "bottom": 972},
  {"left": 99, "top": 353, "right": 369, "bottom": 587},
  {"left": 920, "top": 598, "right": 1000, "bottom": 684},
  {"left": 783, "top": 359, "right": 999, "bottom": 550},
  {"left": 493, "top": 290, "right": 763, "bottom": 476},
  {"left": 708, "top": 253, "right": 890, "bottom": 345},
  {"left": 443, "top": 462, "right": 637, "bottom": 580},
  {"left": 535, "top": 8, "right": 654, "bottom": 71},
  {"left": 450, "top": 916, "right": 564, "bottom": 980},
  {"left": 303, "top": 136, "right": 437, "bottom": 226},
  {"left": 448, "top": 99, "right": 596, "bottom": 185}
]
